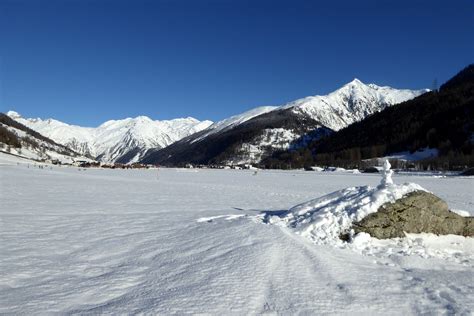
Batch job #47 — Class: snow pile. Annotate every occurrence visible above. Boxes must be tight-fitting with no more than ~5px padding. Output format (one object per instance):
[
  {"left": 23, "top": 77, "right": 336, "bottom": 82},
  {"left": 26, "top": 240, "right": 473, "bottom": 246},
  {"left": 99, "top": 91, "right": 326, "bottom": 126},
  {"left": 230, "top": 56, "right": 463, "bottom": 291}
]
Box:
[
  {"left": 351, "top": 232, "right": 474, "bottom": 265},
  {"left": 270, "top": 160, "right": 425, "bottom": 244},
  {"left": 330, "top": 167, "right": 360, "bottom": 173}
]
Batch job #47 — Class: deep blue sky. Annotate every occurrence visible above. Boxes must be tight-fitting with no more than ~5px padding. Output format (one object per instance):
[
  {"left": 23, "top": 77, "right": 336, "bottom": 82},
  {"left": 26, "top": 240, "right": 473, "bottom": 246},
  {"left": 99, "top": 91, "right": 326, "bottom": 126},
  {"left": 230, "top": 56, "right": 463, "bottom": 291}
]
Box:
[{"left": 1, "top": 0, "right": 473, "bottom": 126}]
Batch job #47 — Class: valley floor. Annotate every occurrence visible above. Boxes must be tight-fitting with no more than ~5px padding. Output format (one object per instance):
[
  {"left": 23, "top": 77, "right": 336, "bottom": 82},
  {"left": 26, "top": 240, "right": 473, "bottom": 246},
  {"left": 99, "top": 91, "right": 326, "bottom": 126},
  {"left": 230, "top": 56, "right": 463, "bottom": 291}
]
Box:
[{"left": 0, "top": 153, "right": 473, "bottom": 314}]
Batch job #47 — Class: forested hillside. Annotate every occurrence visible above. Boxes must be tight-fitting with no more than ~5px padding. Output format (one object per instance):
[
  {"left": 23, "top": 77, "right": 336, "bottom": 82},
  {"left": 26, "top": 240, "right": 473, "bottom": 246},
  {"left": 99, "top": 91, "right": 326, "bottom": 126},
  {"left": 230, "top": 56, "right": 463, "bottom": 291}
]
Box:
[{"left": 262, "top": 65, "right": 474, "bottom": 170}]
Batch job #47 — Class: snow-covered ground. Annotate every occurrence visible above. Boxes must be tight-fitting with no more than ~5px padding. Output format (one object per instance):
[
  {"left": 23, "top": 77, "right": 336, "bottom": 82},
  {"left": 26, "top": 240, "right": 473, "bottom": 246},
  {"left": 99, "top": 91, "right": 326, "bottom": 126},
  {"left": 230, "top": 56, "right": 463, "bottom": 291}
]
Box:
[
  {"left": 385, "top": 148, "right": 439, "bottom": 161},
  {"left": 1, "top": 153, "right": 473, "bottom": 314}
]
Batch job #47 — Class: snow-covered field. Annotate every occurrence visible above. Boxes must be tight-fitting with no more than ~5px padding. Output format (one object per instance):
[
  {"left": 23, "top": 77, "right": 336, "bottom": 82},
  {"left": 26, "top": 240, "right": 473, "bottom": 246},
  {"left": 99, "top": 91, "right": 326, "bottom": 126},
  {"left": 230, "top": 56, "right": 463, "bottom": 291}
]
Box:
[{"left": 1, "top": 153, "right": 473, "bottom": 314}]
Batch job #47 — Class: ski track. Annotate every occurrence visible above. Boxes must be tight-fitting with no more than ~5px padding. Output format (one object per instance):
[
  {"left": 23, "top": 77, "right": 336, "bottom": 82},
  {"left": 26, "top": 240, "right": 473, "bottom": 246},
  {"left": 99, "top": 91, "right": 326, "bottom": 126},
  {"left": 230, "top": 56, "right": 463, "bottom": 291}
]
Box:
[{"left": 1, "top": 158, "right": 473, "bottom": 314}]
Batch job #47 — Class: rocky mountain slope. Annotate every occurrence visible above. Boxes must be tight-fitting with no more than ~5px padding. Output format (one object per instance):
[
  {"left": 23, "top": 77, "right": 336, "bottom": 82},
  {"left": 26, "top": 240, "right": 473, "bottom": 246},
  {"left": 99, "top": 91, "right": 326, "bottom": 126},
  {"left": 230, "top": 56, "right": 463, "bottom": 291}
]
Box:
[
  {"left": 142, "top": 80, "right": 427, "bottom": 166},
  {"left": 7, "top": 111, "right": 212, "bottom": 164}
]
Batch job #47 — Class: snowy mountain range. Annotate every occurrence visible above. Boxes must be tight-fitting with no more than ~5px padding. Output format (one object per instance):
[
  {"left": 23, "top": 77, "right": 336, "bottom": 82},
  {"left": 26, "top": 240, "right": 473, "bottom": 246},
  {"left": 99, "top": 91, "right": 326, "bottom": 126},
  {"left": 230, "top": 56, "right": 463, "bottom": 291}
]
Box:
[
  {"left": 6, "top": 111, "right": 213, "bottom": 163},
  {"left": 142, "top": 79, "right": 428, "bottom": 166},
  {"left": 5, "top": 79, "right": 427, "bottom": 166},
  {"left": 0, "top": 113, "right": 90, "bottom": 164}
]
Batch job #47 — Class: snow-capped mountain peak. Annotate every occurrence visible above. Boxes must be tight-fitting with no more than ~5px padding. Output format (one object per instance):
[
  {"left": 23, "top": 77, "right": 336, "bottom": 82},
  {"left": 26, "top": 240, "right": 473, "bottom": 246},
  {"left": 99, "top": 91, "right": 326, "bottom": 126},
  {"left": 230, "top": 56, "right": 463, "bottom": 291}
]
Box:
[
  {"left": 7, "top": 111, "right": 213, "bottom": 163},
  {"left": 283, "top": 79, "right": 428, "bottom": 131},
  {"left": 346, "top": 78, "right": 364, "bottom": 85}
]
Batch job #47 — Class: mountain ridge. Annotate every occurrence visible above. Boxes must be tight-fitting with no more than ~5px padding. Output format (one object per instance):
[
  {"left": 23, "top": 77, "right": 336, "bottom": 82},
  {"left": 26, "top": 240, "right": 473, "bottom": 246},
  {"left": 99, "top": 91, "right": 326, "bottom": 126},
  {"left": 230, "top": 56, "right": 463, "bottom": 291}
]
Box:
[
  {"left": 6, "top": 79, "right": 428, "bottom": 166},
  {"left": 0, "top": 112, "right": 90, "bottom": 163},
  {"left": 7, "top": 111, "right": 213, "bottom": 163},
  {"left": 142, "top": 80, "right": 427, "bottom": 166}
]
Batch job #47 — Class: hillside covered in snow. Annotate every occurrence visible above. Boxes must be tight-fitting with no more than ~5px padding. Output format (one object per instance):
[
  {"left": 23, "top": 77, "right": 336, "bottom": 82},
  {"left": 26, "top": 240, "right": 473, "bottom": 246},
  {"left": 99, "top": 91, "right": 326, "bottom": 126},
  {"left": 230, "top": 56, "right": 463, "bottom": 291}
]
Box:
[
  {"left": 0, "top": 113, "right": 90, "bottom": 164},
  {"left": 7, "top": 111, "right": 213, "bottom": 164}
]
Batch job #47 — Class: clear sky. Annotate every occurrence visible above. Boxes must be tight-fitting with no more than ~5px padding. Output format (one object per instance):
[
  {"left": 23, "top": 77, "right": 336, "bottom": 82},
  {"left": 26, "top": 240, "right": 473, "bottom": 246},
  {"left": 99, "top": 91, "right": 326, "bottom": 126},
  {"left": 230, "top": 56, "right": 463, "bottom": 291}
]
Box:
[{"left": 1, "top": 0, "right": 473, "bottom": 126}]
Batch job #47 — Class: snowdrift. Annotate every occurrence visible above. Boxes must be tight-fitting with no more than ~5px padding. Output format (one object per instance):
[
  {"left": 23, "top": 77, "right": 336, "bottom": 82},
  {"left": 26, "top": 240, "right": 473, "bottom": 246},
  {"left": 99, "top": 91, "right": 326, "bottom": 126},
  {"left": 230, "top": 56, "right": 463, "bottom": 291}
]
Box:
[
  {"left": 269, "top": 182, "right": 425, "bottom": 244},
  {"left": 269, "top": 160, "right": 438, "bottom": 244}
]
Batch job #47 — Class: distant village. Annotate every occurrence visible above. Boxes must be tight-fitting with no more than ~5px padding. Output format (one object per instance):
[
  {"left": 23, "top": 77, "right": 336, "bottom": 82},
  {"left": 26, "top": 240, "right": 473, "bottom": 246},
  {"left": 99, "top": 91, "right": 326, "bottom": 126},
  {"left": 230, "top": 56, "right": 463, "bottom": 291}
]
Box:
[
  {"left": 68, "top": 159, "right": 260, "bottom": 170},
  {"left": 61, "top": 157, "right": 447, "bottom": 173}
]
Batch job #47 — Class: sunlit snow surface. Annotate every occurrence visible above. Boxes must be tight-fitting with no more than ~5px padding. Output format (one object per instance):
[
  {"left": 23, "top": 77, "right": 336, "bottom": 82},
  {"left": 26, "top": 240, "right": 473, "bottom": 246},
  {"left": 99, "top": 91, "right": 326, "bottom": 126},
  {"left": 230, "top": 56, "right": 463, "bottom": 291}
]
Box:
[{"left": 1, "top": 153, "right": 473, "bottom": 314}]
